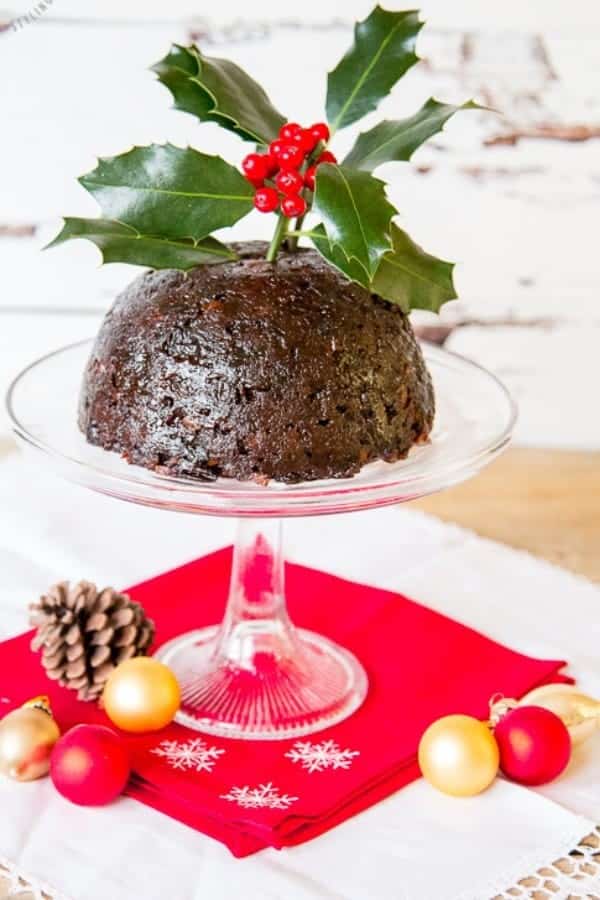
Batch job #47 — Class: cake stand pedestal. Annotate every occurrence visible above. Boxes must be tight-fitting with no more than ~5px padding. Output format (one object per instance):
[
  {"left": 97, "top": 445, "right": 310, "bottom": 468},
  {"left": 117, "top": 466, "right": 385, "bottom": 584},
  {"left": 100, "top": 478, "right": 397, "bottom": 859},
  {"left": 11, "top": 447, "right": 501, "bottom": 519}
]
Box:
[
  {"left": 156, "top": 517, "right": 367, "bottom": 738},
  {"left": 6, "top": 341, "right": 516, "bottom": 740}
]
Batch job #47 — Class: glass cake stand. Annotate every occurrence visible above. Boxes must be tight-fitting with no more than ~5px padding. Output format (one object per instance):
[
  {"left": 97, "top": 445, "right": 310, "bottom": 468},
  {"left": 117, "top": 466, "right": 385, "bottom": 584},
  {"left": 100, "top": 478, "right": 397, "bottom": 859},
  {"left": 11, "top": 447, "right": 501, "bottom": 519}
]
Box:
[{"left": 6, "top": 339, "right": 516, "bottom": 740}]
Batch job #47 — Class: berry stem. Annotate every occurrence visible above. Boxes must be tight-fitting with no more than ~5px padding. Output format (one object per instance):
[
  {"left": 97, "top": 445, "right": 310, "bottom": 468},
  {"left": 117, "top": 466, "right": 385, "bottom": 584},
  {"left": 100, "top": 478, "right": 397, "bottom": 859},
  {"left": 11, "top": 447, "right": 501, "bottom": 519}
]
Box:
[
  {"left": 286, "top": 229, "right": 321, "bottom": 239},
  {"left": 286, "top": 212, "right": 306, "bottom": 252},
  {"left": 266, "top": 213, "right": 289, "bottom": 262},
  {"left": 286, "top": 140, "right": 330, "bottom": 251}
]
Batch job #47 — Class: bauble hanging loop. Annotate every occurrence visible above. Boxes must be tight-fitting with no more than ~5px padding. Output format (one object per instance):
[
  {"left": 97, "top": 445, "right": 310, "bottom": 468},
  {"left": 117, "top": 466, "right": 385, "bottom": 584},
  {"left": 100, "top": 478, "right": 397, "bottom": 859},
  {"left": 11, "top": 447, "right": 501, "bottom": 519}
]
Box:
[{"left": 488, "top": 694, "right": 518, "bottom": 727}]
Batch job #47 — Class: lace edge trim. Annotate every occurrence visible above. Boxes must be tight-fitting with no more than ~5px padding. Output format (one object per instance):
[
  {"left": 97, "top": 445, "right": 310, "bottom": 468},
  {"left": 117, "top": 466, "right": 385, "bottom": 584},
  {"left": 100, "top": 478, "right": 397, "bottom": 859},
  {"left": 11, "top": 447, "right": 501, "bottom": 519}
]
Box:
[
  {"left": 0, "top": 855, "right": 72, "bottom": 900},
  {"left": 420, "top": 818, "right": 599, "bottom": 900},
  {"left": 488, "top": 822, "right": 600, "bottom": 900}
]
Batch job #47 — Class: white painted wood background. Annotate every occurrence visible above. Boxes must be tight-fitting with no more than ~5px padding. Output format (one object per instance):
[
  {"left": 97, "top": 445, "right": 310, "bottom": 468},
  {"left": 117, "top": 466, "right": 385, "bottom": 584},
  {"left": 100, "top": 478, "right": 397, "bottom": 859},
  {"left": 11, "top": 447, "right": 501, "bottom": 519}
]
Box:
[{"left": 0, "top": 0, "right": 599, "bottom": 449}]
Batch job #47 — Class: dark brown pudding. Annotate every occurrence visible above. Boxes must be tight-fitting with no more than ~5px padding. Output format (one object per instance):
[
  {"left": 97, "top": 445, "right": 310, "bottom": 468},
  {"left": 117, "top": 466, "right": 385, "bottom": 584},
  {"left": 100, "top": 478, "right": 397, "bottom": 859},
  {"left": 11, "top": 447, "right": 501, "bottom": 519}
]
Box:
[{"left": 79, "top": 242, "right": 434, "bottom": 483}]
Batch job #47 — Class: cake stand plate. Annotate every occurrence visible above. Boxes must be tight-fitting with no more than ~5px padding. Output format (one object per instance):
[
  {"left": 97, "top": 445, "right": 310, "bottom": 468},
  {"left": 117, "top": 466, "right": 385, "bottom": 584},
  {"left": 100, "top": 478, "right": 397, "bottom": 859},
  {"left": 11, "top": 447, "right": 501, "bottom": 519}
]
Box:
[{"left": 6, "top": 340, "right": 516, "bottom": 739}]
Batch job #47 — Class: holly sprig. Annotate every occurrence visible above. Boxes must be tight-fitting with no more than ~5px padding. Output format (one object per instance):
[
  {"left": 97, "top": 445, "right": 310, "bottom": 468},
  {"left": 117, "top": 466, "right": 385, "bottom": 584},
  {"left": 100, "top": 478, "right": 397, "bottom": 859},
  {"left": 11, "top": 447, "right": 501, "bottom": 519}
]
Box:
[{"left": 50, "top": 5, "right": 481, "bottom": 314}]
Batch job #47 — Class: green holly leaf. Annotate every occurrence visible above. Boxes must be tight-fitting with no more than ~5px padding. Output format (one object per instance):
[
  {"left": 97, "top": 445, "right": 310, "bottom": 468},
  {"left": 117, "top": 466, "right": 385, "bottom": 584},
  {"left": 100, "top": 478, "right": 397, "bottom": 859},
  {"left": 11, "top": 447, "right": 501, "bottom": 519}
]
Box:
[
  {"left": 312, "top": 163, "right": 396, "bottom": 280},
  {"left": 343, "top": 98, "right": 481, "bottom": 172},
  {"left": 326, "top": 6, "right": 423, "bottom": 133},
  {"left": 153, "top": 44, "right": 286, "bottom": 144},
  {"left": 79, "top": 144, "right": 254, "bottom": 241},
  {"left": 372, "top": 223, "right": 457, "bottom": 312},
  {"left": 309, "top": 224, "right": 371, "bottom": 289},
  {"left": 47, "top": 218, "right": 236, "bottom": 270}
]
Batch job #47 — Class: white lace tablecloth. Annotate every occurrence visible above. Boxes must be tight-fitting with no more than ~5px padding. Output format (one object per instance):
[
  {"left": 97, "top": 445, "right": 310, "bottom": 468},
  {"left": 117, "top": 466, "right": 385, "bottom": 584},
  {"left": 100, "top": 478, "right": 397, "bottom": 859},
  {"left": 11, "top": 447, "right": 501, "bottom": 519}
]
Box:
[{"left": 1, "top": 449, "right": 600, "bottom": 900}]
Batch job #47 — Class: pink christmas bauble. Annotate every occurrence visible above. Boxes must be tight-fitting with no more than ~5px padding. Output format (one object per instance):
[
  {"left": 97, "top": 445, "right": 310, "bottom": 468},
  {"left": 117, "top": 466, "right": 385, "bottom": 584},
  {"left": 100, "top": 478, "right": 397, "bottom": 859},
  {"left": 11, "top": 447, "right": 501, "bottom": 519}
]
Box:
[
  {"left": 495, "top": 705, "right": 571, "bottom": 786},
  {"left": 50, "top": 724, "right": 130, "bottom": 806}
]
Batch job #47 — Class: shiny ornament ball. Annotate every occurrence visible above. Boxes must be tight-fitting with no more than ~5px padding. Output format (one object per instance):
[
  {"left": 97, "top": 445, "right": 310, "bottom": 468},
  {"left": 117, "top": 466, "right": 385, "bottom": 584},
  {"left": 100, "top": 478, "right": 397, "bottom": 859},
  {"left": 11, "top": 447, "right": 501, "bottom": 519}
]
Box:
[
  {"left": 520, "top": 684, "right": 600, "bottom": 745},
  {"left": 418, "top": 714, "right": 499, "bottom": 797},
  {"left": 50, "top": 724, "right": 130, "bottom": 805},
  {"left": 0, "top": 696, "right": 60, "bottom": 782},
  {"left": 102, "top": 657, "right": 180, "bottom": 733},
  {"left": 494, "top": 705, "right": 571, "bottom": 786}
]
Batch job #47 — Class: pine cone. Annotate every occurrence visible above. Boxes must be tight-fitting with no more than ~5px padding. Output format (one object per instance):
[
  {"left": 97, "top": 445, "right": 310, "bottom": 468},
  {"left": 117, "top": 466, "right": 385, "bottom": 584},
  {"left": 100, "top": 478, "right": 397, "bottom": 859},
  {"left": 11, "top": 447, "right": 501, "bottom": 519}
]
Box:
[{"left": 29, "top": 581, "right": 155, "bottom": 702}]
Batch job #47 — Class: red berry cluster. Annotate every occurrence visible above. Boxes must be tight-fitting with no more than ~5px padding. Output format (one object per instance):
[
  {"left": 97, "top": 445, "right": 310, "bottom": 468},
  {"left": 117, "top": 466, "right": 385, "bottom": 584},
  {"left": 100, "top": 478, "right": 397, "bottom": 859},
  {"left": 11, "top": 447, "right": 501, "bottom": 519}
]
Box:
[{"left": 242, "top": 121, "right": 337, "bottom": 217}]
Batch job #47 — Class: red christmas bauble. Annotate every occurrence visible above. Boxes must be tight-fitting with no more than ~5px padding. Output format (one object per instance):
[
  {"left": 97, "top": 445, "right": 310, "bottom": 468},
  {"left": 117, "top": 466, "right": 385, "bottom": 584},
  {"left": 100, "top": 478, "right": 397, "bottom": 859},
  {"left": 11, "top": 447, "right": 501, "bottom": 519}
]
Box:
[
  {"left": 50, "top": 724, "right": 130, "bottom": 806},
  {"left": 494, "top": 705, "right": 571, "bottom": 786}
]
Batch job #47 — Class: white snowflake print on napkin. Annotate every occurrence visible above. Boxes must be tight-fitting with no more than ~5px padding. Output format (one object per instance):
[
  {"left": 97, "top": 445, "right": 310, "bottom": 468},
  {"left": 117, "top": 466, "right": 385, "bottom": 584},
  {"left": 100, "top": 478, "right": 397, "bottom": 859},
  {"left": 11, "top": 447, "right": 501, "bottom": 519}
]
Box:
[
  {"left": 285, "top": 739, "right": 360, "bottom": 773},
  {"left": 151, "top": 738, "right": 225, "bottom": 773},
  {"left": 220, "top": 782, "right": 298, "bottom": 810}
]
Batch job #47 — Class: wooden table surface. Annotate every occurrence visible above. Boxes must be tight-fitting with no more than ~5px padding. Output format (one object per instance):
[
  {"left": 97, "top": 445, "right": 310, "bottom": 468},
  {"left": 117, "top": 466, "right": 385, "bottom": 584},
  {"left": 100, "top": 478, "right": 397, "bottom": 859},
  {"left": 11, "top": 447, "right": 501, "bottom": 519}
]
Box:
[{"left": 413, "top": 447, "right": 600, "bottom": 584}]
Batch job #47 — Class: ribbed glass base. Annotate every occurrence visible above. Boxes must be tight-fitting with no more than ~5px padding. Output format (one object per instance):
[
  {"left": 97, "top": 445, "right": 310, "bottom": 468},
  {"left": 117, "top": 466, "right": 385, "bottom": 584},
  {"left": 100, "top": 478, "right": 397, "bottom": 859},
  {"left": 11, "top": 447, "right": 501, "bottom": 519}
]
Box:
[
  {"left": 157, "top": 624, "right": 367, "bottom": 740},
  {"left": 154, "top": 518, "right": 368, "bottom": 740}
]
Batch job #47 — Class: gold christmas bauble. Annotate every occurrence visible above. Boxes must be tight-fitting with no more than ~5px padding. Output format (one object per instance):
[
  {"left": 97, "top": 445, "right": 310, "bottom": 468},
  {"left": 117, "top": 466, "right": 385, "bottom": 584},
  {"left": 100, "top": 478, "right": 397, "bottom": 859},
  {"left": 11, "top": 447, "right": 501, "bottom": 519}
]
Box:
[
  {"left": 520, "top": 684, "right": 600, "bottom": 745},
  {"left": 0, "top": 696, "right": 61, "bottom": 782},
  {"left": 102, "top": 657, "right": 180, "bottom": 733},
  {"left": 418, "top": 714, "right": 499, "bottom": 797}
]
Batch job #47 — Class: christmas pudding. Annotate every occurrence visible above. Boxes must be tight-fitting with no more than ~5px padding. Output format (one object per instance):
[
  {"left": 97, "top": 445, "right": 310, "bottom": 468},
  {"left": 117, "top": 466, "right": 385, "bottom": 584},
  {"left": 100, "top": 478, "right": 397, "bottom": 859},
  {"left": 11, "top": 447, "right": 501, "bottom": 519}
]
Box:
[
  {"left": 78, "top": 243, "right": 434, "bottom": 483},
  {"left": 51, "top": 6, "right": 477, "bottom": 484}
]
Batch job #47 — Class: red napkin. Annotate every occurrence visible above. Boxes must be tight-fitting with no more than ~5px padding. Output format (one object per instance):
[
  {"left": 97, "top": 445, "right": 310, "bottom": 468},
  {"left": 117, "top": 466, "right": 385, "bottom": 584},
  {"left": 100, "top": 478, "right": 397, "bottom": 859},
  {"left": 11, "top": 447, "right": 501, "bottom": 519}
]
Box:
[{"left": 0, "top": 548, "right": 568, "bottom": 857}]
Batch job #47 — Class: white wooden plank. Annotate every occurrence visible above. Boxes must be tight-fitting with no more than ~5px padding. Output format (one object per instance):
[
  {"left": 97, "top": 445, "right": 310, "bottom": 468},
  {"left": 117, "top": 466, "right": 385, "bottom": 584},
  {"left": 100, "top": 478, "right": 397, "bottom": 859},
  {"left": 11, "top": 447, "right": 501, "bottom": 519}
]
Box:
[
  {"left": 5, "top": 0, "right": 600, "bottom": 31},
  {"left": 445, "top": 324, "right": 600, "bottom": 450}
]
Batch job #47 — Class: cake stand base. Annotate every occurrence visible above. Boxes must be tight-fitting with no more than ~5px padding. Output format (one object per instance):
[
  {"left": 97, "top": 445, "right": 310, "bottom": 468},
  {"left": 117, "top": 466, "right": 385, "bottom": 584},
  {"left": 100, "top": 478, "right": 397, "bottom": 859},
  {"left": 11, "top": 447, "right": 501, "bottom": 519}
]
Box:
[{"left": 155, "top": 518, "right": 368, "bottom": 740}]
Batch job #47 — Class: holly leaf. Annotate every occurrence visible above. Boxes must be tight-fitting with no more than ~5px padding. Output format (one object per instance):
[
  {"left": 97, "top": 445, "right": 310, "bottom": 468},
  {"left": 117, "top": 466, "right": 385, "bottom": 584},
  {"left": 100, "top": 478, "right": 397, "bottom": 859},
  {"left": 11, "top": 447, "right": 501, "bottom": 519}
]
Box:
[
  {"left": 343, "top": 98, "right": 481, "bottom": 172},
  {"left": 309, "top": 224, "right": 371, "bottom": 289},
  {"left": 312, "top": 163, "right": 396, "bottom": 280},
  {"left": 372, "top": 223, "right": 457, "bottom": 312},
  {"left": 47, "top": 218, "right": 236, "bottom": 270},
  {"left": 79, "top": 144, "right": 254, "bottom": 241},
  {"left": 152, "top": 44, "right": 285, "bottom": 144},
  {"left": 326, "top": 6, "right": 423, "bottom": 133},
  {"left": 152, "top": 46, "right": 213, "bottom": 121}
]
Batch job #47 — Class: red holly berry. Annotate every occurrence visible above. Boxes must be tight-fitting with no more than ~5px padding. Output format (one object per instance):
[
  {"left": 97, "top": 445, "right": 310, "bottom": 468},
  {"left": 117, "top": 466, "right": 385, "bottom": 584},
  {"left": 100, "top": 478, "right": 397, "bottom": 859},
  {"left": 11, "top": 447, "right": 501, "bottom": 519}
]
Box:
[
  {"left": 279, "top": 122, "right": 302, "bottom": 142},
  {"left": 290, "top": 129, "right": 314, "bottom": 153},
  {"left": 276, "top": 143, "right": 305, "bottom": 170},
  {"left": 317, "top": 150, "right": 337, "bottom": 165},
  {"left": 301, "top": 133, "right": 318, "bottom": 154},
  {"left": 304, "top": 165, "right": 317, "bottom": 191},
  {"left": 241, "top": 153, "right": 270, "bottom": 185},
  {"left": 268, "top": 139, "right": 287, "bottom": 162},
  {"left": 264, "top": 155, "right": 279, "bottom": 177},
  {"left": 275, "top": 169, "right": 304, "bottom": 195},
  {"left": 309, "top": 122, "right": 330, "bottom": 146},
  {"left": 281, "top": 194, "right": 307, "bottom": 218},
  {"left": 254, "top": 187, "right": 280, "bottom": 213}
]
